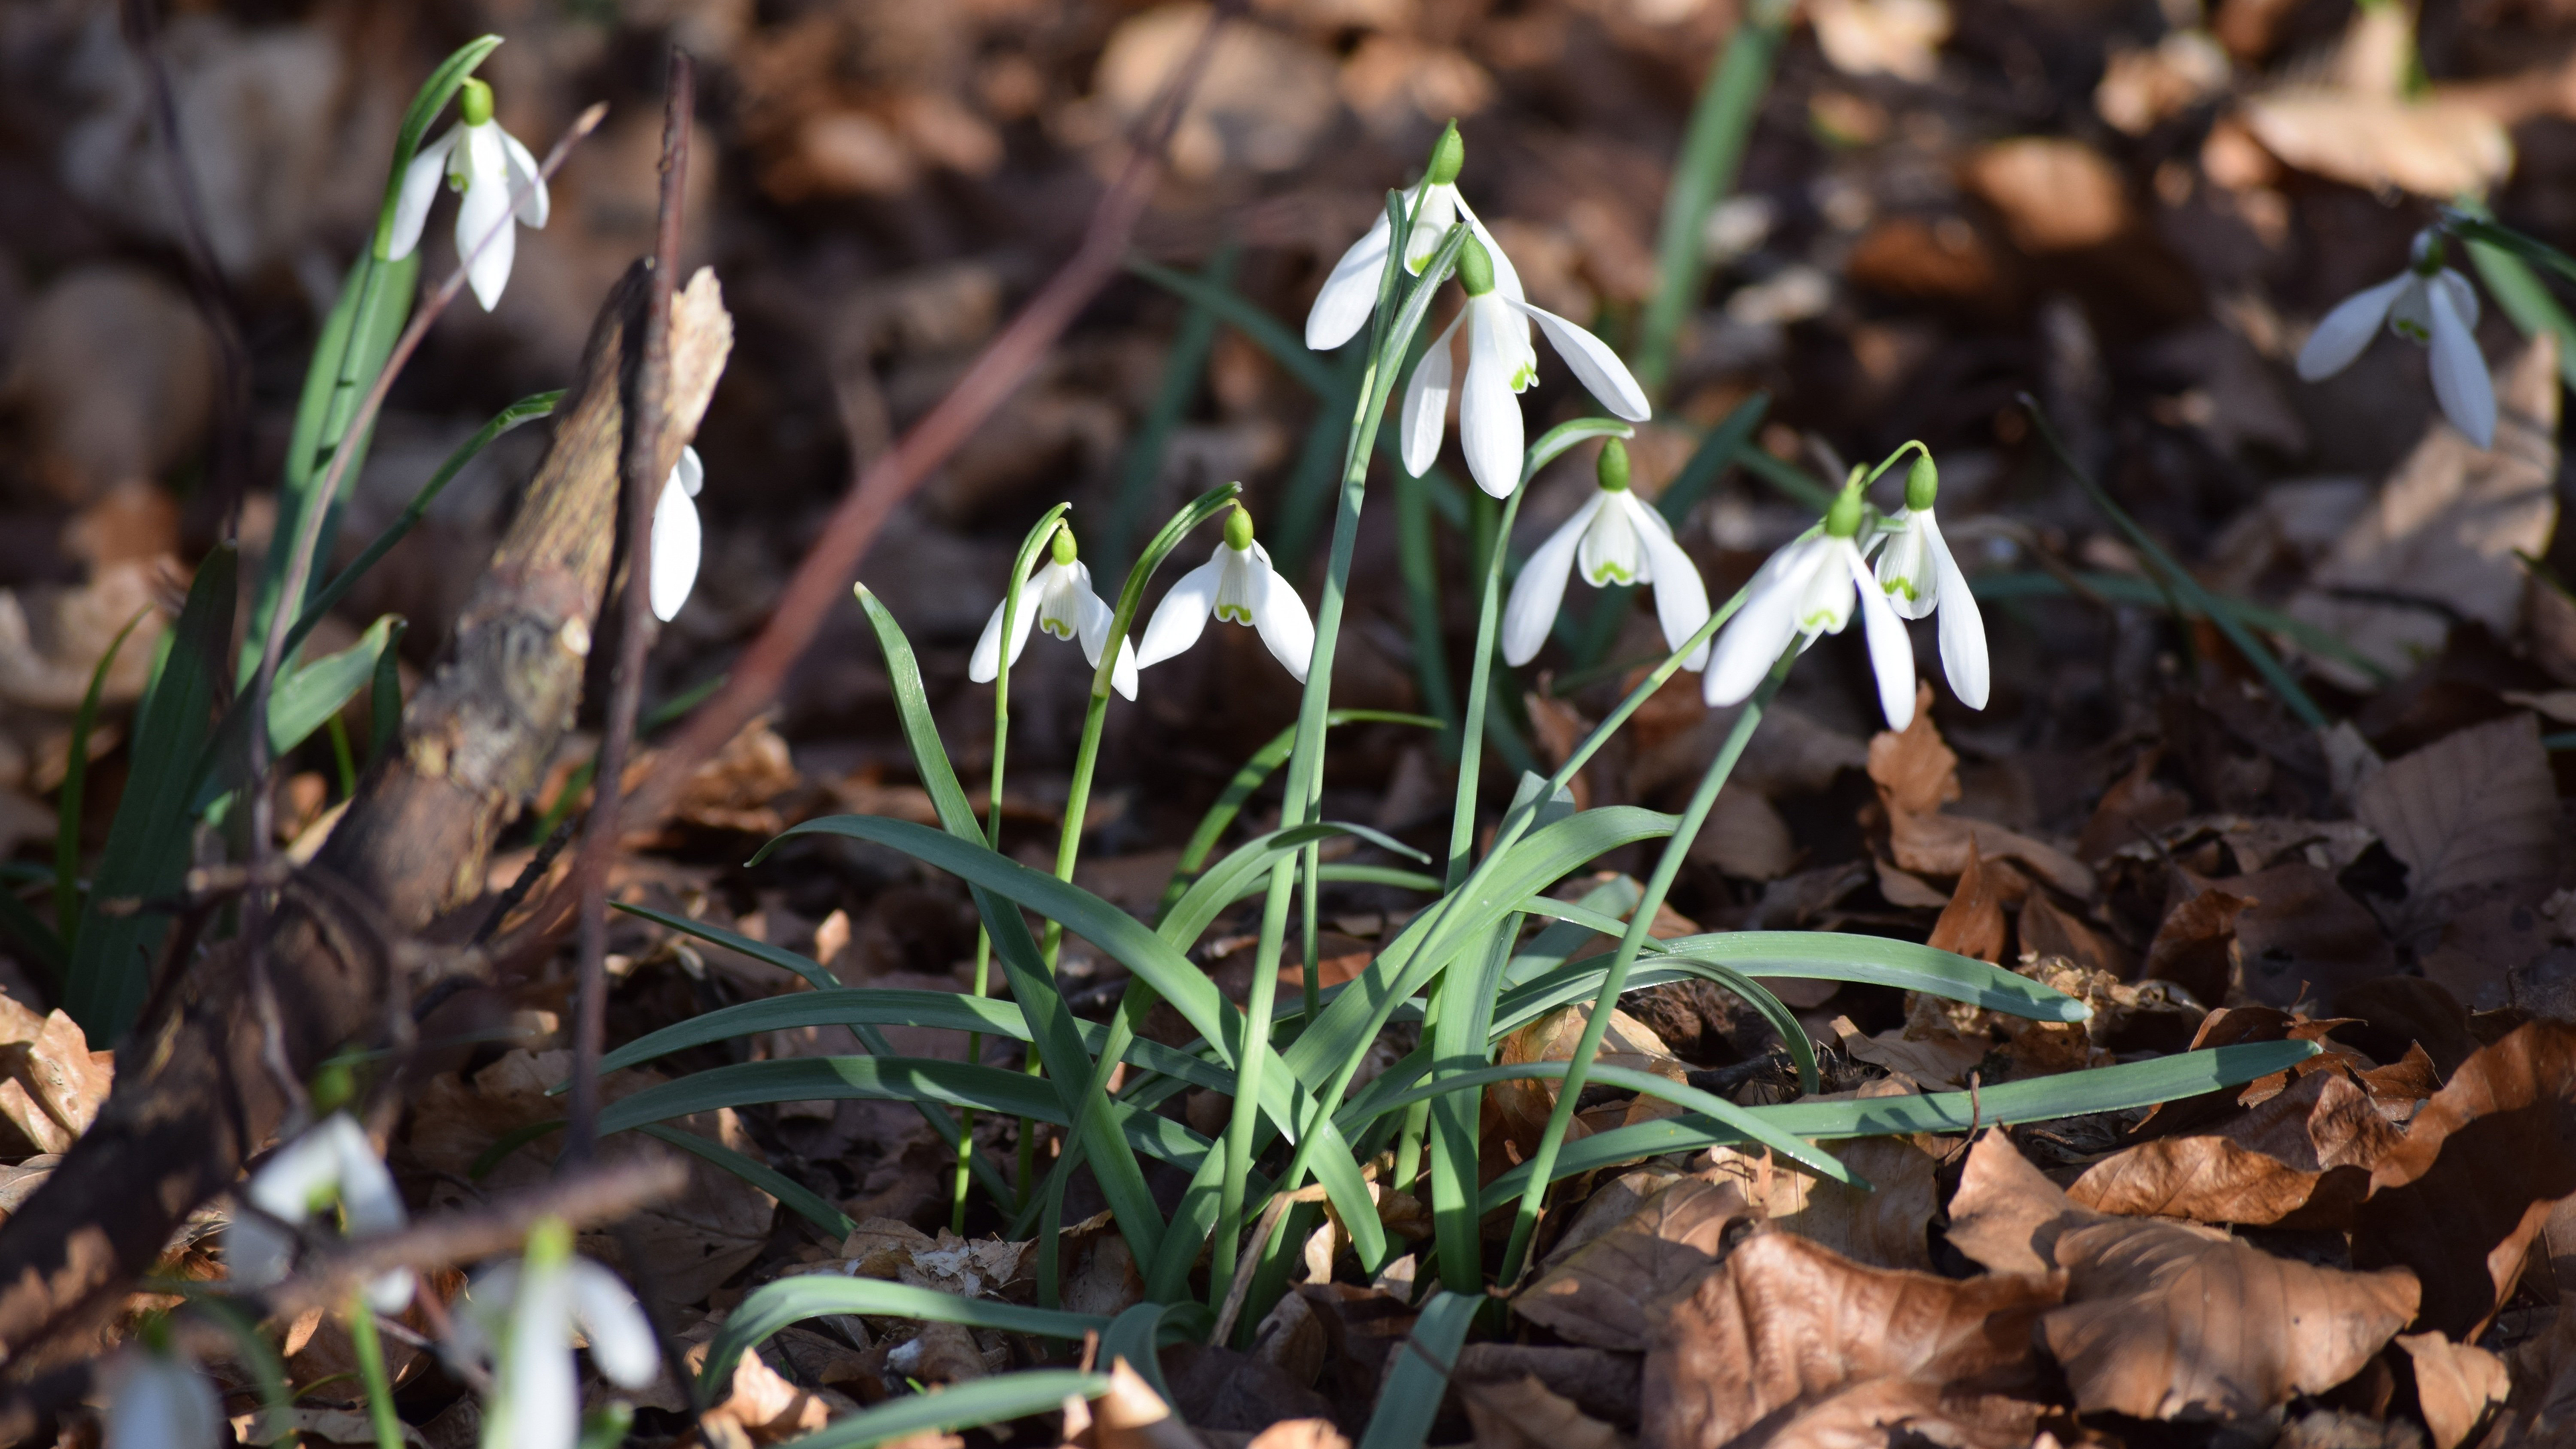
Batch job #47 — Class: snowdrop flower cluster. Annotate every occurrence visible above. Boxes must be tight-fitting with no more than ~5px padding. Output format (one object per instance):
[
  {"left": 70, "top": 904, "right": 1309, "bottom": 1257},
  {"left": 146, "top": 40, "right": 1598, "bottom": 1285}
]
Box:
[
  {"left": 390, "top": 77, "right": 551, "bottom": 311},
  {"left": 101, "top": 1328, "right": 223, "bottom": 1449},
  {"left": 971, "top": 523, "right": 1140, "bottom": 700},
  {"left": 1870, "top": 454, "right": 1988, "bottom": 710},
  {"left": 449, "top": 1218, "right": 659, "bottom": 1449},
  {"left": 1505, "top": 440, "right": 1710, "bottom": 669},
  {"left": 1139, "top": 504, "right": 1316, "bottom": 682},
  {"left": 227, "top": 1113, "right": 412, "bottom": 1312},
  {"left": 2296, "top": 227, "right": 2494, "bottom": 449},
  {"left": 651, "top": 446, "right": 704, "bottom": 623}
]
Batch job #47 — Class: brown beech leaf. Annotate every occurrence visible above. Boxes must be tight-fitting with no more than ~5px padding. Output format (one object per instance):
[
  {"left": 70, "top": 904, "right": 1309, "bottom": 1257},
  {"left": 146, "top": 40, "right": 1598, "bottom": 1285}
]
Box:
[
  {"left": 1641, "top": 1230, "right": 2062, "bottom": 1449},
  {"left": 1739, "top": 1379, "right": 2046, "bottom": 1449},
  {"left": 2222, "top": 863, "right": 2398, "bottom": 1009},
  {"left": 1703, "top": 1136, "right": 1944, "bottom": 1271},
  {"left": 2068, "top": 1071, "right": 2397, "bottom": 1228},
  {"left": 2357, "top": 714, "right": 2559, "bottom": 926},
  {"left": 1927, "top": 841, "right": 2004, "bottom": 963},
  {"left": 1867, "top": 688, "right": 1960, "bottom": 816},
  {"left": 2394, "top": 1332, "right": 2508, "bottom": 1449},
  {"left": 2354, "top": 1019, "right": 2576, "bottom": 1339},
  {"left": 2043, "top": 1217, "right": 2419, "bottom": 1419},
  {"left": 1459, "top": 1374, "right": 1622, "bottom": 1449},
  {"left": 1945, "top": 1130, "right": 2102, "bottom": 1276},
  {"left": 2140, "top": 886, "right": 2256, "bottom": 1010},
  {"left": 1515, "top": 1177, "right": 1753, "bottom": 1350}
]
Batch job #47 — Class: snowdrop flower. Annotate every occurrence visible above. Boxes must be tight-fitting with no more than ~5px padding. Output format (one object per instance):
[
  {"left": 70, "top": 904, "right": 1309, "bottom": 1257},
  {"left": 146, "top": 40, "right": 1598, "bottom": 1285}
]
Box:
[
  {"left": 388, "top": 77, "right": 551, "bottom": 311},
  {"left": 227, "top": 1113, "right": 411, "bottom": 1312},
  {"left": 2296, "top": 228, "right": 2493, "bottom": 448},
  {"left": 1868, "top": 453, "right": 1988, "bottom": 709},
  {"left": 1137, "top": 505, "right": 1315, "bottom": 681},
  {"left": 451, "top": 1219, "right": 659, "bottom": 1449},
  {"left": 1706, "top": 480, "right": 1917, "bottom": 729},
  {"left": 650, "top": 446, "right": 703, "bottom": 623},
  {"left": 101, "top": 1330, "right": 224, "bottom": 1449},
  {"left": 1401, "top": 235, "right": 1652, "bottom": 499},
  {"left": 1306, "top": 122, "right": 1528, "bottom": 352},
  {"left": 970, "top": 524, "right": 1139, "bottom": 700},
  {"left": 1503, "top": 439, "right": 1710, "bottom": 669}
]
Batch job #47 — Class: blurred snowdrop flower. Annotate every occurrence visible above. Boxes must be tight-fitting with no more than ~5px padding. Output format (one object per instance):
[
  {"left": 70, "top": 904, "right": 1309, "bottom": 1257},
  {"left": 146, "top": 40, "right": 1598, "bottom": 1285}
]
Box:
[
  {"left": 103, "top": 1330, "right": 224, "bottom": 1449},
  {"left": 1305, "top": 121, "right": 1525, "bottom": 351},
  {"left": 1401, "top": 235, "right": 1652, "bottom": 498},
  {"left": 1138, "top": 506, "right": 1315, "bottom": 682},
  {"left": 451, "top": 1219, "right": 659, "bottom": 1449},
  {"left": 971, "top": 524, "right": 1140, "bottom": 700},
  {"left": 650, "top": 446, "right": 704, "bottom": 623},
  {"left": 1869, "top": 453, "right": 1987, "bottom": 709},
  {"left": 389, "top": 77, "right": 551, "bottom": 311},
  {"left": 1706, "top": 480, "right": 1917, "bottom": 729},
  {"left": 2296, "top": 228, "right": 2493, "bottom": 448},
  {"left": 228, "top": 1113, "right": 411, "bottom": 1312},
  {"left": 1504, "top": 440, "right": 1709, "bottom": 669}
]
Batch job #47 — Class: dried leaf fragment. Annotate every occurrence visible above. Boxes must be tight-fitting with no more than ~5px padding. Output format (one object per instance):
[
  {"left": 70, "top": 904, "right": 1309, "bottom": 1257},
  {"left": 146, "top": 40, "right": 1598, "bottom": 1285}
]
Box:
[{"left": 2394, "top": 1332, "right": 2508, "bottom": 1449}]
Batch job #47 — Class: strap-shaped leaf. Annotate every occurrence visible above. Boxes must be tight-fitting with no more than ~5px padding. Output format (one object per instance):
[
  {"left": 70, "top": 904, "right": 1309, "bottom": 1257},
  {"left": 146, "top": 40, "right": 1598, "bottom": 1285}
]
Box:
[
  {"left": 701, "top": 1277, "right": 1106, "bottom": 1395},
  {"left": 1357, "top": 1291, "right": 1481, "bottom": 1449},
  {"left": 1159, "top": 820, "right": 1424, "bottom": 951},
  {"left": 634, "top": 1124, "right": 855, "bottom": 1240},
  {"left": 775, "top": 1372, "right": 1111, "bottom": 1449}
]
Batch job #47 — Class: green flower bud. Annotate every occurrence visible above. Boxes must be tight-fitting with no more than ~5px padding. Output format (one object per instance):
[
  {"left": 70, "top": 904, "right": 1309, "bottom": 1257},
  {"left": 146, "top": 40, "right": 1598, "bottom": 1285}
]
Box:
[
  {"left": 1458, "top": 234, "right": 1496, "bottom": 297},
  {"left": 1050, "top": 525, "right": 1079, "bottom": 566},
  {"left": 1904, "top": 453, "right": 1938, "bottom": 512},
  {"left": 311, "top": 1058, "right": 354, "bottom": 1116},
  {"left": 1825, "top": 477, "right": 1865, "bottom": 538},
  {"left": 1224, "top": 504, "right": 1255, "bottom": 551},
  {"left": 1597, "top": 439, "right": 1631, "bottom": 492},
  {"left": 459, "top": 77, "right": 494, "bottom": 127},
  {"left": 1426, "top": 121, "right": 1464, "bottom": 186}
]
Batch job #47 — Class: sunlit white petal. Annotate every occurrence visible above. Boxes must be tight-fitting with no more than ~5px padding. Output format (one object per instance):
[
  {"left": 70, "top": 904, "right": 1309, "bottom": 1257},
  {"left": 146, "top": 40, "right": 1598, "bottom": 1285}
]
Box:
[
  {"left": 457, "top": 161, "right": 518, "bottom": 311},
  {"left": 1503, "top": 493, "right": 1606, "bottom": 666},
  {"left": 568, "top": 1261, "right": 660, "bottom": 1389},
  {"left": 2426, "top": 282, "right": 2496, "bottom": 449},
  {"left": 1401, "top": 311, "right": 1464, "bottom": 478},
  {"left": 1458, "top": 299, "right": 1527, "bottom": 498},
  {"left": 1846, "top": 545, "right": 1918, "bottom": 730},
  {"left": 649, "top": 464, "right": 702, "bottom": 623},
  {"left": 1507, "top": 299, "right": 1651, "bottom": 422},
  {"left": 968, "top": 584, "right": 1045, "bottom": 683},
  {"left": 2436, "top": 268, "right": 2479, "bottom": 330},
  {"left": 492, "top": 1256, "right": 578, "bottom": 1449},
  {"left": 388, "top": 127, "right": 462, "bottom": 262},
  {"left": 1707, "top": 538, "right": 1832, "bottom": 706},
  {"left": 2296, "top": 274, "right": 2407, "bottom": 381},
  {"left": 499, "top": 128, "right": 551, "bottom": 229},
  {"left": 1138, "top": 555, "right": 1222, "bottom": 668},
  {"left": 1306, "top": 209, "right": 1393, "bottom": 351},
  {"left": 1623, "top": 494, "right": 1712, "bottom": 669},
  {"left": 1069, "top": 572, "right": 1139, "bottom": 700},
  {"left": 1248, "top": 555, "right": 1316, "bottom": 682},
  {"left": 1923, "top": 517, "right": 1988, "bottom": 708}
]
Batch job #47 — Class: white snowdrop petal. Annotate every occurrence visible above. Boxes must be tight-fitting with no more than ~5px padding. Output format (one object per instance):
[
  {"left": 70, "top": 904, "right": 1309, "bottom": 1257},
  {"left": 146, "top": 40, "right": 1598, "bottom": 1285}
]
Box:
[
  {"left": 1248, "top": 554, "right": 1316, "bottom": 682},
  {"left": 569, "top": 1261, "right": 662, "bottom": 1389},
  {"left": 1625, "top": 494, "right": 1713, "bottom": 670},
  {"left": 2427, "top": 282, "right": 2496, "bottom": 449},
  {"left": 2296, "top": 274, "right": 2407, "bottom": 380},
  {"left": 1503, "top": 496, "right": 1603, "bottom": 667},
  {"left": 1137, "top": 555, "right": 1224, "bottom": 669},
  {"left": 649, "top": 475, "right": 702, "bottom": 623},
  {"left": 458, "top": 169, "right": 518, "bottom": 311},
  {"left": 225, "top": 1214, "right": 296, "bottom": 1291},
  {"left": 1925, "top": 516, "right": 1989, "bottom": 709},
  {"left": 319, "top": 1117, "right": 406, "bottom": 1240},
  {"left": 675, "top": 444, "right": 704, "bottom": 498},
  {"left": 388, "top": 127, "right": 462, "bottom": 262},
  {"left": 107, "top": 1354, "right": 225, "bottom": 1449},
  {"left": 499, "top": 127, "right": 551, "bottom": 229},
  {"left": 1706, "top": 541, "right": 1826, "bottom": 705},
  {"left": 1401, "top": 312, "right": 1464, "bottom": 479},
  {"left": 497, "top": 1260, "right": 580, "bottom": 1449},
  {"left": 1458, "top": 305, "right": 1527, "bottom": 498},
  {"left": 967, "top": 582, "right": 1045, "bottom": 683},
  {"left": 246, "top": 1126, "right": 342, "bottom": 1223},
  {"left": 1846, "top": 546, "right": 1919, "bottom": 731},
  {"left": 1306, "top": 210, "right": 1393, "bottom": 352},
  {"left": 1872, "top": 513, "right": 1936, "bottom": 621},
  {"left": 2437, "top": 268, "right": 2479, "bottom": 330},
  {"left": 1109, "top": 635, "right": 1140, "bottom": 701},
  {"left": 1508, "top": 300, "right": 1652, "bottom": 422}
]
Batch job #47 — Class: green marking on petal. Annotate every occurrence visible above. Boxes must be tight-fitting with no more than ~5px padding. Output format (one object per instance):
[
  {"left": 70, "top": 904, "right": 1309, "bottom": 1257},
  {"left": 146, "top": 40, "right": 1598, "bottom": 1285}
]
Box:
[{"left": 1216, "top": 603, "right": 1253, "bottom": 625}]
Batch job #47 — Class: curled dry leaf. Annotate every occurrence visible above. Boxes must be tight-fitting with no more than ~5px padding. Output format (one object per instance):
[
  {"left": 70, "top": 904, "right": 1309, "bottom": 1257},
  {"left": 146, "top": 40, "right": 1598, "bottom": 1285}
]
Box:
[
  {"left": 1641, "top": 1230, "right": 2062, "bottom": 1449},
  {"left": 700, "top": 1344, "right": 843, "bottom": 1446},
  {"left": 2068, "top": 1070, "right": 2397, "bottom": 1228},
  {"left": 1091, "top": 1358, "right": 1208, "bottom": 1449},
  {"left": 0, "top": 998, "right": 112, "bottom": 1157},
  {"left": 2139, "top": 885, "right": 2255, "bottom": 1010},
  {"left": 2239, "top": 89, "right": 2513, "bottom": 198},
  {"left": 1739, "top": 1378, "right": 2045, "bottom": 1449},
  {"left": 2394, "top": 1332, "right": 2508, "bottom": 1449},
  {"left": 1925, "top": 841, "right": 2004, "bottom": 964},
  {"left": 2355, "top": 1020, "right": 2576, "bottom": 1339},
  {"left": 1703, "top": 1136, "right": 1943, "bottom": 1271},
  {"left": 1456, "top": 1344, "right": 1642, "bottom": 1427},
  {"left": 1459, "top": 1373, "right": 1622, "bottom": 1449},
  {"left": 1515, "top": 1176, "right": 1754, "bottom": 1351}
]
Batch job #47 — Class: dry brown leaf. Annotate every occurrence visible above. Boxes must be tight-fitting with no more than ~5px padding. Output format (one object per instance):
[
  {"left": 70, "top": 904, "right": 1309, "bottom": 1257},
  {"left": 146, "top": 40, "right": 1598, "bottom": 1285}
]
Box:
[
  {"left": 2357, "top": 714, "right": 2560, "bottom": 935},
  {"left": 2355, "top": 1020, "right": 2576, "bottom": 1339},
  {"left": 2396, "top": 1332, "right": 2508, "bottom": 1449},
  {"left": 1456, "top": 1344, "right": 1642, "bottom": 1428},
  {"left": 1093, "top": 1357, "right": 1207, "bottom": 1449},
  {"left": 1487, "top": 1004, "right": 1689, "bottom": 1151},
  {"left": 1641, "top": 1231, "right": 2061, "bottom": 1449},
  {"left": 2070, "top": 1065, "right": 2398, "bottom": 1228},
  {"left": 1243, "top": 1421, "right": 1348, "bottom": 1449},
  {"left": 1740, "top": 1378, "right": 2045, "bottom": 1449},
  {"left": 2140, "top": 886, "right": 2255, "bottom": 1010},
  {"left": 1459, "top": 1374, "right": 1622, "bottom": 1449},
  {"left": 1926, "top": 842, "right": 2004, "bottom": 963},
  {"left": 1965, "top": 139, "right": 2131, "bottom": 252},
  {"left": 0, "top": 996, "right": 112, "bottom": 1156},
  {"left": 2224, "top": 862, "right": 2399, "bottom": 1008},
  {"left": 1945, "top": 1130, "right": 2100, "bottom": 1277},
  {"left": 2288, "top": 337, "right": 2560, "bottom": 686},
  {"left": 1690, "top": 785, "right": 1797, "bottom": 881},
  {"left": 1866, "top": 691, "right": 1960, "bottom": 816},
  {"left": 1515, "top": 1177, "right": 1752, "bottom": 1351},
  {"left": 1886, "top": 809, "right": 2096, "bottom": 900},
  {"left": 2240, "top": 89, "right": 2512, "bottom": 199},
  {"left": 700, "top": 1345, "right": 838, "bottom": 1445},
  {"left": 1703, "top": 1136, "right": 1943, "bottom": 1271},
  {"left": 1807, "top": 0, "right": 1949, "bottom": 81},
  {"left": 833, "top": 1218, "right": 1030, "bottom": 1299},
  {"left": 1835, "top": 1019, "right": 1987, "bottom": 1090}
]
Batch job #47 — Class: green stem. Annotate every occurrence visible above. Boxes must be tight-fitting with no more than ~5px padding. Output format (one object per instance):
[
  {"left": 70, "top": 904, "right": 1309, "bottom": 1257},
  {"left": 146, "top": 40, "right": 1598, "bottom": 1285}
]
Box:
[
  {"left": 1495, "top": 652, "right": 1790, "bottom": 1283},
  {"left": 1446, "top": 487, "right": 1526, "bottom": 888},
  {"left": 348, "top": 1289, "right": 404, "bottom": 1449}
]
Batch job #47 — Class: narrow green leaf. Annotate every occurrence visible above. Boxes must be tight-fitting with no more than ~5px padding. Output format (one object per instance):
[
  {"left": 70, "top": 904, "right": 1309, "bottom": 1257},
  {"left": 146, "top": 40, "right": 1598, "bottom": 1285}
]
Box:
[
  {"left": 1356, "top": 1292, "right": 1480, "bottom": 1449},
  {"left": 703, "top": 1277, "right": 1105, "bottom": 1397},
  {"left": 56, "top": 608, "right": 150, "bottom": 942},
  {"left": 1159, "top": 710, "right": 1438, "bottom": 914},
  {"left": 778, "top": 1373, "right": 1110, "bottom": 1449},
  {"left": 1099, "top": 1299, "right": 1212, "bottom": 1404},
  {"left": 636, "top": 1123, "right": 856, "bottom": 1241},
  {"left": 1160, "top": 820, "right": 1423, "bottom": 951}
]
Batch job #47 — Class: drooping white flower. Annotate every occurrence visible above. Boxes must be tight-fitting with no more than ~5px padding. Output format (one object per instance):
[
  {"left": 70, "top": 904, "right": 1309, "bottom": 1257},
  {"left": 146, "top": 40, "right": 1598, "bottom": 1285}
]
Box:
[
  {"left": 1868, "top": 454, "right": 1988, "bottom": 710},
  {"left": 650, "top": 446, "right": 703, "bottom": 623},
  {"left": 2295, "top": 228, "right": 2494, "bottom": 448},
  {"left": 388, "top": 77, "right": 551, "bottom": 311},
  {"left": 1137, "top": 506, "right": 1315, "bottom": 682},
  {"left": 1705, "top": 486, "right": 1917, "bottom": 729},
  {"left": 1306, "top": 123, "right": 1529, "bottom": 352},
  {"left": 1401, "top": 236, "right": 1652, "bottom": 499},
  {"left": 1503, "top": 439, "right": 1710, "bottom": 669},
  {"left": 101, "top": 1334, "right": 224, "bottom": 1449},
  {"left": 969, "top": 524, "right": 1140, "bottom": 700},
  {"left": 228, "top": 1113, "right": 412, "bottom": 1312},
  {"left": 449, "top": 1219, "right": 659, "bottom": 1449}
]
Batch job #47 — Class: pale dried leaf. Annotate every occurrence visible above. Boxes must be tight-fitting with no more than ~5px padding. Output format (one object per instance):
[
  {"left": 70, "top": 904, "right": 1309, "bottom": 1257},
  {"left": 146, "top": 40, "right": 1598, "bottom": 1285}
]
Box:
[
  {"left": 1743, "top": 1379, "right": 2045, "bottom": 1449},
  {"left": 1515, "top": 1177, "right": 1752, "bottom": 1350},
  {"left": 2242, "top": 89, "right": 2514, "bottom": 198},
  {"left": 1460, "top": 1374, "right": 1622, "bottom": 1449},
  {"left": 2356, "top": 714, "right": 2559, "bottom": 920},
  {"left": 1703, "top": 1137, "right": 1942, "bottom": 1271},
  {"left": 2396, "top": 1332, "right": 2508, "bottom": 1449}
]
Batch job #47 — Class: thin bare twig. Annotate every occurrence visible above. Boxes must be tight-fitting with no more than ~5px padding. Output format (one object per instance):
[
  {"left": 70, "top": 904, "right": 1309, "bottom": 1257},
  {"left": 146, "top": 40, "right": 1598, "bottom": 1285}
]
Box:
[{"left": 569, "top": 55, "right": 693, "bottom": 1165}]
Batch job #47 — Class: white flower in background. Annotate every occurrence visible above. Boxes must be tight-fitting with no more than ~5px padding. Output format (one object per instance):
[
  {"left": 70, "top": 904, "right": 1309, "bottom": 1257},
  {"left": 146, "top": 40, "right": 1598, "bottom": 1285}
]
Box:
[
  {"left": 2296, "top": 228, "right": 2494, "bottom": 448},
  {"left": 1705, "top": 483, "right": 1917, "bottom": 729},
  {"left": 1137, "top": 505, "right": 1316, "bottom": 682},
  {"left": 1305, "top": 121, "right": 1527, "bottom": 351},
  {"left": 450, "top": 1219, "right": 659, "bottom": 1449},
  {"left": 1401, "top": 235, "right": 1652, "bottom": 499},
  {"left": 1868, "top": 453, "right": 1988, "bottom": 709},
  {"left": 227, "top": 1113, "right": 412, "bottom": 1312},
  {"left": 969, "top": 524, "right": 1140, "bottom": 700},
  {"left": 1504, "top": 439, "right": 1710, "bottom": 669},
  {"left": 389, "top": 77, "right": 551, "bottom": 311},
  {"left": 101, "top": 1332, "right": 224, "bottom": 1449},
  {"left": 650, "top": 446, "right": 704, "bottom": 623}
]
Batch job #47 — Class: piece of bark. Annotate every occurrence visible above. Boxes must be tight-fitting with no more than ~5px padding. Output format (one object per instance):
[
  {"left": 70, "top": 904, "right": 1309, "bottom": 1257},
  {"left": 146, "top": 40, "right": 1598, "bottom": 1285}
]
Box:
[{"left": 0, "top": 261, "right": 730, "bottom": 1375}]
